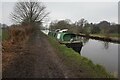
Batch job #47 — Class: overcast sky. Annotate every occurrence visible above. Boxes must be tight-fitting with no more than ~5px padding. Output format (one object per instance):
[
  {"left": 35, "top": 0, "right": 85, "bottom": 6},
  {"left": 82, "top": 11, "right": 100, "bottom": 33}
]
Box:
[{"left": 0, "top": 1, "right": 119, "bottom": 26}]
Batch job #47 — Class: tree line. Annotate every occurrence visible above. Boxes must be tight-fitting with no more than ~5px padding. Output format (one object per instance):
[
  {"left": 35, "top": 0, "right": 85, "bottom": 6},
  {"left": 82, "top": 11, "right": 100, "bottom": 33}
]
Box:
[{"left": 49, "top": 19, "right": 120, "bottom": 35}]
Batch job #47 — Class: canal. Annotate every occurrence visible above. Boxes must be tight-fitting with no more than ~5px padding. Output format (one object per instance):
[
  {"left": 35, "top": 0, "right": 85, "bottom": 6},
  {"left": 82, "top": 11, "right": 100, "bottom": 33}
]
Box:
[
  {"left": 41, "top": 30, "right": 118, "bottom": 77},
  {"left": 80, "top": 37, "right": 118, "bottom": 77}
]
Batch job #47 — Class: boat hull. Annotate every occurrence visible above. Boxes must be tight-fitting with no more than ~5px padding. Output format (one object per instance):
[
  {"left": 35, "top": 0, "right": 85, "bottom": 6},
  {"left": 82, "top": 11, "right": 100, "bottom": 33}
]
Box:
[{"left": 60, "top": 41, "right": 83, "bottom": 53}]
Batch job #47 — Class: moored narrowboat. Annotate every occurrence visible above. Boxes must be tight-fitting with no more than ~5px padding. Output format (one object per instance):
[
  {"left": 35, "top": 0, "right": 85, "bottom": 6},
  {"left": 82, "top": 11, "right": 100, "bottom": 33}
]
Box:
[{"left": 48, "top": 29, "right": 83, "bottom": 53}]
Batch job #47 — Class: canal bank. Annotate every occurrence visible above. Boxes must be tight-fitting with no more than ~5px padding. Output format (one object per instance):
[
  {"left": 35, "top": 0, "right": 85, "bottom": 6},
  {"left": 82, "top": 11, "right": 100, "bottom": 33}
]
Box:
[
  {"left": 42, "top": 30, "right": 118, "bottom": 77},
  {"left": 78, "top": 33, "right": 120, "bottom": 44},
  {"left": 47, "top": 35, "right": 114, "bottom": 78}
]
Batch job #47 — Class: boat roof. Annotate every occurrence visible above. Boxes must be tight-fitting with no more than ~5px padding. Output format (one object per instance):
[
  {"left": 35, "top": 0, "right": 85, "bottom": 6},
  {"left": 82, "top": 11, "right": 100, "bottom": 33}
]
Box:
[{"left": 59, "top": 29, "right": 68, "bottom": 32}]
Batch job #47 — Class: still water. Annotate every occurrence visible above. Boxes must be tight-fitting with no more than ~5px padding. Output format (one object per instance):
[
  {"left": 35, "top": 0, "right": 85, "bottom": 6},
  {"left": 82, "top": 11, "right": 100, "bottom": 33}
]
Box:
[{"left": 80, "top": 37, "right": 118, "bottom": 76}]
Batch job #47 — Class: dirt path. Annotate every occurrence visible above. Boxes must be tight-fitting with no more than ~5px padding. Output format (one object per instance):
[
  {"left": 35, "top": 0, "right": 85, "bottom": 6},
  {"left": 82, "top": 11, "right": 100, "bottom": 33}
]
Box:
[{"left": 3, "top": 30, "right": 67, "bottom": 78}]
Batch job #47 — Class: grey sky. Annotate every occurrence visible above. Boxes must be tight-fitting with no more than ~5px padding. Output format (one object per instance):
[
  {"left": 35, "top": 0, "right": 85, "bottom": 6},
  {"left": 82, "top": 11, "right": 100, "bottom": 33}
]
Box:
[
  {"left": 45, "top": 2, "right": 118, "bottom": 24},
  {"left": 0, "top": 2, "right": 118, "bottom": 25}
]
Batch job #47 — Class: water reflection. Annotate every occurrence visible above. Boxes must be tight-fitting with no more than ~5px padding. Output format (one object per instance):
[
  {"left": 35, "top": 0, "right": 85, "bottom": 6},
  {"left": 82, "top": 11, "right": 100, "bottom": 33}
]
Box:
[
  {"left": 82, "top": 37, "right": 89, "bottom": 45},
  {"left": 81, "top": 38, "right": 118, "bottom": 76},
  {"left": 102, "top": 42, "right": 109, "bottom": 49},
  {"left": 78, "top": 37, "right": 89, "bottom": 45}
]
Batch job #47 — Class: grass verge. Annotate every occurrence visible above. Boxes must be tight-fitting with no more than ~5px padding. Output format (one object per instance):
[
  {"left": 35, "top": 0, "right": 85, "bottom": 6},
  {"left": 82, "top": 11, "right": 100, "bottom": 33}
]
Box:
[{"left": 48, "top": 36, "right": 114, "bottom": 78}]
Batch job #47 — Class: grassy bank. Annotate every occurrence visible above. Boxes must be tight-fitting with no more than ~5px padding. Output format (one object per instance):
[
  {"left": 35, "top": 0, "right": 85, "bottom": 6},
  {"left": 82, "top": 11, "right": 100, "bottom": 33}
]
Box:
[{"left": 48, "top": 36, "right": 114, "bottom": 78}]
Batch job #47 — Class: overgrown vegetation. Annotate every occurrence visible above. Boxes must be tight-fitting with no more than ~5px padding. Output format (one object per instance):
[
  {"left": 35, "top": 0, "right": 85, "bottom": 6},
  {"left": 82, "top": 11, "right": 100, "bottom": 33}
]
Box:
[
  {"left": 48, "top": 36, "right": 114, "bottom": 78},
  {"left": 2, "top": 24, "right": 31, "bottom": 71}
]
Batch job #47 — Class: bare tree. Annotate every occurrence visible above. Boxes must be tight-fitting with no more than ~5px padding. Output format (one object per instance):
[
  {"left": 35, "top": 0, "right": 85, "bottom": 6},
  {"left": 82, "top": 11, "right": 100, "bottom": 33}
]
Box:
[
  {"left": 75, "top": 18, "right": 87, "bottom": 33},
  {"left": 76, "top": 18, "right": 87, "bottom": 28},
  {"left": 11, "top": 1, "right": 49, "bottom": 25}
]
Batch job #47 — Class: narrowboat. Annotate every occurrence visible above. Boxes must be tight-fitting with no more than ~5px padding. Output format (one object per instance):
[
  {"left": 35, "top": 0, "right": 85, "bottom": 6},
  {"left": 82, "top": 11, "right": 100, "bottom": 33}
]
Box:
[{"left": 48, "top": 29, "right": 83, "bottom": 53}]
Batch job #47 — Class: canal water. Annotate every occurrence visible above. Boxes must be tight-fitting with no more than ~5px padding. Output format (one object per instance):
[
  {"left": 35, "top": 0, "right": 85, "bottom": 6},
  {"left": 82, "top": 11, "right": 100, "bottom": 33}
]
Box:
[
  {"left": 80, "top": 37, "right": 118, "bottom": 77},
  {"left": 41, "top": 30, "right": 118, "bottom": 77}
]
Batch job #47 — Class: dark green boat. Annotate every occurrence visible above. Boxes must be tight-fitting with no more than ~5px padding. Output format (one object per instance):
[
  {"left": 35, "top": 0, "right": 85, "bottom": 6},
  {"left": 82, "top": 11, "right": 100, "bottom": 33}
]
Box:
[{"left": 48, "top": 30, "right": 83, "bottom": 53}]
